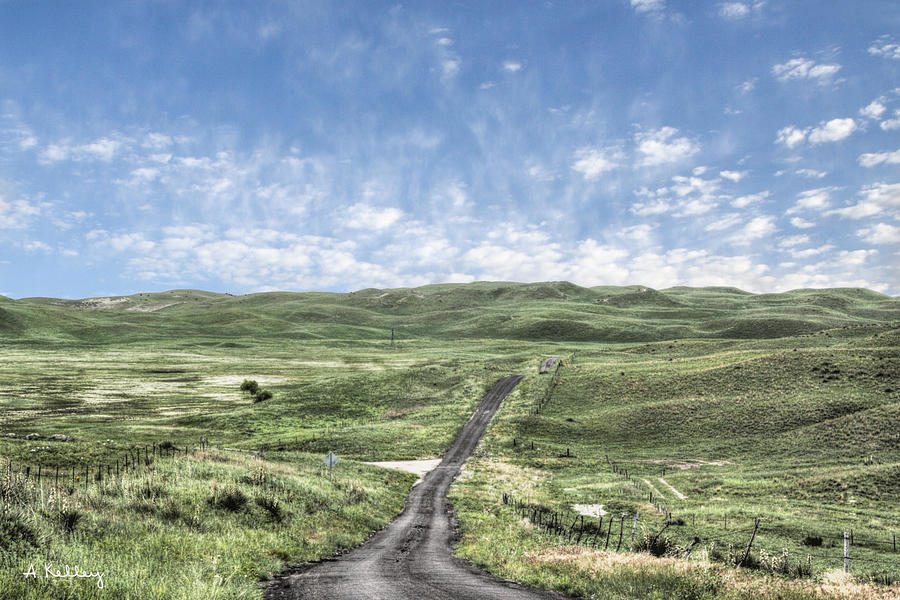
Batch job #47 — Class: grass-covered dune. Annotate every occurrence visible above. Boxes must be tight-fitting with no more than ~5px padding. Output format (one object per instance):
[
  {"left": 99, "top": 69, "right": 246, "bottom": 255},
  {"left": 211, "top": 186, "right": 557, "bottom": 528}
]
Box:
[{"left": 2, "top": 282, "right": 898, "bottom": 344}]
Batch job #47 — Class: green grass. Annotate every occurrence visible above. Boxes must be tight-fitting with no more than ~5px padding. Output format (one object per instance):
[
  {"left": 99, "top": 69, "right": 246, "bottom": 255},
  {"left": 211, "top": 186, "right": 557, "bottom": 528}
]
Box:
[
  {"left": 1, "top": 449, "right": 416, "bottom": 599},
  {"left": 1, "top": 281, "right": 899, "bottom": 599},
  {"left": 450, "top": 323, "right": 900, "bottom": 599}
]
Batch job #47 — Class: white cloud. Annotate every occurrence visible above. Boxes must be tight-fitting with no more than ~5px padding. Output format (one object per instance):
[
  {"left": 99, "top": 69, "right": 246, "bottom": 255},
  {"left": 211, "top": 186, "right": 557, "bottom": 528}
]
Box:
[
  {"left": 719, "top": 2, "right": 749, "bottom": 19},
  {"left": 0, "top": 193, "right": 41, "bottom": 229},
  {"left": 571, "top": 146, "right": 624, "bottom": 179},
  {"left": 827, "top": 182, "right": 900, "bottom": 219},
  {"left": 789, "top": 244, "right": 835, "bottom": 259},
  {"left": 502, "top": 61, "right": 523, "bottom": 72},
  {"left": 720, "top": 170, "right": 746, "bottom": 182},
  {"left": 772, "top": 57, "right": 841, "bottom": 82},
  {"left": 343, "top": 203, "right": 404, "bottom": 231},
  {"left": 787, "top": 187, "right": 836, "bottom": 214},
  {"left": 737, "top": 79, "right": 756, "bottom": 94},
  {"left": 795, "top": 169, "right": 827, "bottom": 179},
  {"left": 808, "top": 118, "right": 857, "bottom": 144},
  {"left": 635, "top": 127, "right": 699, "bottom": 167},
  {"left": 779, "top": 234, "right": 810, "bottom": 248},
  {"left": 705, "top": 213, "right": 742, "bottom": 231},
  {"left": 775, "top": 126, "right": 808, "bottom": 148},
  {"left": 858, "top": 223, "right": 900, "bottom": 244},
  {"left": 630, "top": 0, "right": 664, "bottom": 14},
  {"left": 731, "top": 190, "right": 769, "bottom": 208},
  {"left": 728, "top": 215, "right": 776, "bottom": 245},
  {"left": 24, "top": 240, "right": 52, "bottom": 253},
  {"left": 620, "top": 223, "right": 656, "bottom": 243},
  {"left": 859, "top": 149, "right": 900, "bottom": 168},
  {"left": 790, "top": 217, "right": 816, "bottom": 229},
  {"left": 859, "top": 99, "right": 886, "bottom": 120},
  {"left": 881, "top": 110, "right": 900, "bottom": 130},
  {"left": 869, "top": 36, "right": 900, "bottom": 60}
]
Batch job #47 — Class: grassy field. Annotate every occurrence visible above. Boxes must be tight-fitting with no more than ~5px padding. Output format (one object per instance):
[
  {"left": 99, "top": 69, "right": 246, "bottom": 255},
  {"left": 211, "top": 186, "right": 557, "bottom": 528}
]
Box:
[{"left": 1, "top": 282, "right": 899, "bottom": 599}]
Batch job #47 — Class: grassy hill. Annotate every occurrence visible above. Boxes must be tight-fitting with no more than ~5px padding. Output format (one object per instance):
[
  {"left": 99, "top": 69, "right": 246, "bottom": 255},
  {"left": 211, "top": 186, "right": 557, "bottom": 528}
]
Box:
[
  {"left": 2, "top": 282, "right": 898, "bottom": 344},
  {"left": 1, "top": 282, "right": 899, "bottom": 600}
]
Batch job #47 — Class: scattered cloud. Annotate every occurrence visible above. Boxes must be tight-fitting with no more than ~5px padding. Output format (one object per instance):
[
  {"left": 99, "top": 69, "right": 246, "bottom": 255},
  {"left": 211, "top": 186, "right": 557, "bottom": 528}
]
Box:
[
  {"left": 787, "top": 187, "right": 836, "bottom": 214},
  {"left": 859, "top": 99, "right": 886, "bottom": 120},
  {"left": 858, "top": 223, "right": 900, "bottom": 244},
  {"left": 635, "top": 127, "right": 699, "bottom": 167},
  {"left": 808, "top": 118, "right": 857, "bottom": 144},
  {"left": 731, "top": 191, "right": 769, "bottom": 208},
  {"left": 728, "top": 215, "right": 776, "bottom": 245},
  {"left": 868, "top": 36, "right": 900, "bottom": 60},
  {"left": 772, "top": 57, "right": 841, "bottom": 82},
  {"left": 342, "top": 203, "right": 404, "bottom": 231},
  {"left": 502, "top": 60, "right": 523, "bottom": 72},
  {"left": 779, "top": 234, "right": 809, "bottom": 248},
  {"left": 827, "top": 182, "right": 900, "bottom": 219},
  {"left": 775, "top": 126, "right": 808, "bottom": 148},
  {"left": 718, "top": 2, "right": 750, "bottom": 19},
  {"left": 720, "top": 170, "right": 746, "bottom": 182},
  {"left": 776, "top": 118, "right": 856, "bottom": 147},
  {"left": 705, "top": 213, "right": 742, "bottom": 231},
  {"left": 790, "top": 217, "right": 816, "bottom": 229},
  {"left": 630, "top": 0, "right": 664, "bottom": 14},
  {"left": 795, "top": 169, "right": 827, "bottom": 179},
  {"left": 571, "top": 146, "right": 624, "bottom": 179},
  {"left": 880, "top": 110, "right": 900, "bottom": 131},
  {"left": 858, "top": 149, "right": 900, "bottom": 168}
]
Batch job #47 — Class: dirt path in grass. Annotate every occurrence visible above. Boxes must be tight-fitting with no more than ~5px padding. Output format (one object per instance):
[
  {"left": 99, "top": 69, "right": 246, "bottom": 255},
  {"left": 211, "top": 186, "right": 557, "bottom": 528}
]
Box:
[{"left": 263, "top": 375, "right": 569, "bottom": 600}]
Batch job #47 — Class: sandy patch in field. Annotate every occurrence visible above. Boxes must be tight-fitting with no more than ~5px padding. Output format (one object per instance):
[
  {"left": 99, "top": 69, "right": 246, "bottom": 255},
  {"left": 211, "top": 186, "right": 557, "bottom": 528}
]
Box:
[
  {"left": 659, "top": 477, "right": 686, "bottom": 500},
  {"left": 573, "top": 504, "right": 607, "bottom": 517},
  {"left": 642, "top": 478, "right": 665, "bottom": 499},
  {"left": 126, "top": 303, "right": 180, "bottom": 312},
  {"left": 364, "top": 459, "right": 442, "bottom": 482},
  {"left": 202, "top": 375, "right": 291, "bottom": 386},
  {"left": 646, "top": 458, "right": 734, "bottom": 470},
  {"left": 79, "top": 297, "right": 129, "bottom": 309}
]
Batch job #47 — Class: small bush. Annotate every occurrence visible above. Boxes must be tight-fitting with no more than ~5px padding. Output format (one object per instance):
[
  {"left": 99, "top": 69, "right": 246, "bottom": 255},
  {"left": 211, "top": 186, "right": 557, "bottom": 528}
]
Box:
[
  {"left": 635, "top": 529, "right": 675, "bottom": 557},
  {"left": 801, "top": 534, "right": 823, "bottom": 547},
  {"left": 865, "top": 569, "right": 899, "bottom": 586},
  {"left": 57, "top": 508, "right": 82, "bottom": 533},
  {"left": 255, "top": 495, "right": 284, "bottom": 523},
  {"left": 240, "top": 379, "right": 259, "bottom": 395},
  {"left": 209, "top": 486, "right": 248, "bottom": 512},
  {"left": 254, "top": 389, "right": 273, "bottom": 403}
]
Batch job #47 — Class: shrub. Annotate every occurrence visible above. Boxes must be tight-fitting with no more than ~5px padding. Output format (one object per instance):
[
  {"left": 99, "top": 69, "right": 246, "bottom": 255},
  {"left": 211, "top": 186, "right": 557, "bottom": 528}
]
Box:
[
  {"left": 254, "top": 389, "right": 273, "bottom": 403},
  {"left": 208, "top": 486, "right": 247, "bottom": 512},
  {"left": 57, "top": 508, "right": 82, "bottom": 533},
  {"left": 240, "top": 379, "right": 259, "bottom": 395},
  {"left": 635, "top": 529, "right": 676, "bottom": 557},
  {"left": 255, "top": 495, "right": 284, "bottom": 523},
  {"left": 801, "top": 534, "right": 823, "bottom": 547}
]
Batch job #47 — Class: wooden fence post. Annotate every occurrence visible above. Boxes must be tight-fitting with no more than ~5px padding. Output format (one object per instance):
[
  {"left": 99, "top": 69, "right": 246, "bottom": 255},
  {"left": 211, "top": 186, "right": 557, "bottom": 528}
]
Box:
[
  {"left": 843, "top": 532, "right": 850, "bottom": 573},
  {"left": 739, "top": 518, "right": 760, "bottom": 567},
  {"left": 629, "top": 512, "right": 640, "bottom": 551},
  {"left": 616, "top": 514, "right": 625, "bottom": 551}
]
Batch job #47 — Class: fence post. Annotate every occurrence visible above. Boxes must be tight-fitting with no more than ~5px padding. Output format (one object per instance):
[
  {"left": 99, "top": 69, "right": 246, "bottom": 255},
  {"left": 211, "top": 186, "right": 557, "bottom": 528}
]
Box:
[
  {"left": 616, "top": 514, "right": 625, "bottom": 551},
  {"left": 739, "top": 518, "right": 760, "bottom": 567},
  {"left": 629, "top": 512, "right": 640, "bottom": 551},
  {"left": 843, "top": 532, "right": 850, "bottom": 573}
]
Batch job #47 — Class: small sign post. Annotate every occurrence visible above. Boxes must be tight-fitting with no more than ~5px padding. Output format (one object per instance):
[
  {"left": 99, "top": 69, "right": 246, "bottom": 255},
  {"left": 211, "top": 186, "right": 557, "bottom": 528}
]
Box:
[{"left": 323, "top": 451, "right": 339, "bottom": 478}]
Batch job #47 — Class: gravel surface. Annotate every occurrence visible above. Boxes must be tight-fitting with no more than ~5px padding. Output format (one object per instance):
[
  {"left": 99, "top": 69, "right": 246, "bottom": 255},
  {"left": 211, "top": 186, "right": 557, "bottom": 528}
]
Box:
[{"left": 263, "top": 375, "right": 569, "bottom": 600}]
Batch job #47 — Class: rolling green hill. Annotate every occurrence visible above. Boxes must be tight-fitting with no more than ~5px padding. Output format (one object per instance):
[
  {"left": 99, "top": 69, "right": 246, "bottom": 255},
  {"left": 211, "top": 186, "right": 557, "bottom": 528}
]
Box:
[{"left": 2, "top": 282, "right": 898, "bottom": 344}]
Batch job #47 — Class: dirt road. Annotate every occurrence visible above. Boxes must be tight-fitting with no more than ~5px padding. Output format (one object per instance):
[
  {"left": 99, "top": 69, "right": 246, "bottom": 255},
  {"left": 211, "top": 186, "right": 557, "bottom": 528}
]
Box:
[{"left": 263, "top": 374, "right": 568, "bottom": 600}]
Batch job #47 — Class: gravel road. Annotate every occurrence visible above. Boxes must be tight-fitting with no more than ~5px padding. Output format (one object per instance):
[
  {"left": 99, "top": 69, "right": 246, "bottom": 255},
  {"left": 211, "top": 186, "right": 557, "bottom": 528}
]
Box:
[{"left": 263, "top": 374, "right": 569, "bottom": 600}]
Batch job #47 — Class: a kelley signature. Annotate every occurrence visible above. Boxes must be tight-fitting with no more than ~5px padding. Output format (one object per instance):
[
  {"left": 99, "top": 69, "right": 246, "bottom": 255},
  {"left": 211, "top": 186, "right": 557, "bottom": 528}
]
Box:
[{"left": 22, "top": 563, "right": 104, "bottom": 589}]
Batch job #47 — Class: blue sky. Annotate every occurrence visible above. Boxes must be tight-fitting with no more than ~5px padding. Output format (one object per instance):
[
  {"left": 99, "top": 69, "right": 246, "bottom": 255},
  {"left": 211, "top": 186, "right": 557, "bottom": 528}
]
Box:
[{"left": 1, "top": 0, "right": 898, "bottom": 298}]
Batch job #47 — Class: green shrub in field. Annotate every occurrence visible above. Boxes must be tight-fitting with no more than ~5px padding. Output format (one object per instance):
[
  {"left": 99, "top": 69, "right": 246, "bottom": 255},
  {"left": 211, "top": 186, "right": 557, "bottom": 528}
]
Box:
[
  {"left": 255, "top": 495, "right": 285, "bottom": 523},
  {"left": 240, "top": 379, "right": 259, "bottom": 395},
  {"left": 0, "top": 508, "right": 38, "bottom": 561},
  {"left": 254, "top": 389, "right": 273, "bottom": 402},
  {"left": 635, "top": 529, "right": 676, "bottom": 557},
  {"left": 208, "top": 484, "right": 248, "bottom": 512}
]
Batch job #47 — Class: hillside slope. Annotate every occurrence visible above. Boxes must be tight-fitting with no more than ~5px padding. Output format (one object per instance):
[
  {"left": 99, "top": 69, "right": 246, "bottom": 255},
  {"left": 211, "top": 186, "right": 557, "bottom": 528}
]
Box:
[{"left": 2, "top": 282, "right": 898, "bottom": 343}]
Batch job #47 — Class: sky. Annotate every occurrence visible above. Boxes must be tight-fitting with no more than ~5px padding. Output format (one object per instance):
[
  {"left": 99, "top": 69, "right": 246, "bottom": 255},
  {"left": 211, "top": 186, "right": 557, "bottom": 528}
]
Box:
[{"left": 0, "top": 0, "right": 898, "bottom": 299}]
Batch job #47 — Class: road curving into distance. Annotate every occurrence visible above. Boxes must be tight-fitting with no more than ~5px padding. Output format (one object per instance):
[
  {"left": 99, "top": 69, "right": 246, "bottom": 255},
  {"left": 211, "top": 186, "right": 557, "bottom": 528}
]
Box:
[{"left": 264, "top": 374, "right": 570, "bottom": 600}]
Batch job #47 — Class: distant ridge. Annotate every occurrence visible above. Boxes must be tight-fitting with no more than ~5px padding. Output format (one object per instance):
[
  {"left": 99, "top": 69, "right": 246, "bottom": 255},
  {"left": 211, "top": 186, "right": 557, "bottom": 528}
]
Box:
[{"left": 2, "top": 282, "right": 898, "bottom": 344}]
